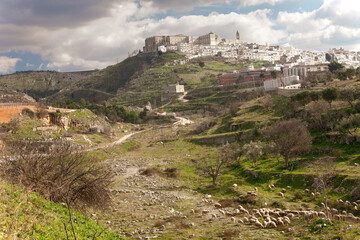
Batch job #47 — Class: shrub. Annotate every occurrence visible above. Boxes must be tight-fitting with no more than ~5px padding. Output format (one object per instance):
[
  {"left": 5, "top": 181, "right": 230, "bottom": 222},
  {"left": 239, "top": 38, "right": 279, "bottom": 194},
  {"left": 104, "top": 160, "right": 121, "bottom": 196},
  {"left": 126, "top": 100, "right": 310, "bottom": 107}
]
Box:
[
  {"left": 21, "top": 108, "right": 35, "bottom": 118},
  {"left": 1, "top": 139, "right": 113, "bottom": 210}
]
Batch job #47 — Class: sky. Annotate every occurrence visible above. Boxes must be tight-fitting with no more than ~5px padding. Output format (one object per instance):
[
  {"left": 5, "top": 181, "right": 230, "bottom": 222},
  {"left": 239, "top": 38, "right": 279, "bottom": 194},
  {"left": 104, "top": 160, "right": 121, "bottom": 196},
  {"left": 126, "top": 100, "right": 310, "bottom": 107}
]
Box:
[{"left": 0, "top": 0, "right": 359, "bottom": 74}]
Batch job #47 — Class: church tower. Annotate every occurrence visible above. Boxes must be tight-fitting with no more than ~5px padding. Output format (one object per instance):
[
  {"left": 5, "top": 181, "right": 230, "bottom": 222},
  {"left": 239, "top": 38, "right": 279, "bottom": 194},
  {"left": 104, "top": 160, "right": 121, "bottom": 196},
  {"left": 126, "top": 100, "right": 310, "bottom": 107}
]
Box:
[{"left": 236, "top": 30, "right": 240, "bottom": 41}]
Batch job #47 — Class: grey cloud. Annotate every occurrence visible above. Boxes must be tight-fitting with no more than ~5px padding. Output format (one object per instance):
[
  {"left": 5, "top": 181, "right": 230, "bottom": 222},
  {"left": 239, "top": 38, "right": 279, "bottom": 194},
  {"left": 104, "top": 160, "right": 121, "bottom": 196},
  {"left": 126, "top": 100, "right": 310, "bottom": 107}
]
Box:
[
  {"left": 139, "top": 0, "right": 287, "bottom": 12},
  {"left": 0, "top": 0, "right": 121, "bottom": 28}
]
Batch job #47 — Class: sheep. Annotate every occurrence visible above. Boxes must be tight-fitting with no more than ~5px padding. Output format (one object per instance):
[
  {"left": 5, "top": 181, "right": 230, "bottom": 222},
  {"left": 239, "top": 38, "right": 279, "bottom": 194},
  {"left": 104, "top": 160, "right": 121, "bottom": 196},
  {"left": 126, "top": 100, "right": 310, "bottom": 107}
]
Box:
[
  {"left": 214, "top": 203, "right": 222, "bottom": 208},
  {"left": 211, "top": 213, "right": 217, "bottom": 219},
  {"left": 234, "top": 209, "right": 240, "bottom": 215},
  {"left": 243, "top": 217, "right": 249, "bottom": 223},
  {"left": 191, "top": 209, "right": 195, "bottom": 214},
  {"left": 305, "top": 189, "right": 310, "bottom": 193},
  {"left": 311, "top": 192, "right": 315, "bottom": 198},
  {"left": 231, "top": 217, "right": 236, "bottom": 223},
  {"left": 219, "top": 209, "right": 226, "bottom": 215},
  {"left": 331, "top": 208, "right": 338, "bottom": 215},
  {"left": 279, "top": 192, "right": 284, "bottom": 198},
  {"left": 286, "top": 186, "right": 292, "bottom": 190},
  {"left": 270, "top": 184, "right": 275, "bottom": 188},
  {"left": 315, "top": 192, "right": 320, "bottom": 197},
  {"left": 276, "top": 218, "right": 284, "bottom": 226},
  {"left": 254, "top": 187, "right": 258, "bottom": 192},
  {"left": 281, "top": 188, "right": 286, "bottom": 193},
  {"left": 268, "top": 221, "right": 277, "bottom": 228},
  {"left": 254, "top": 221, "right": 264, "bottom": 228},
  {"left": 232, "top": 183, "right": 238, "bottom": 187},
  {"left": 226, "top": 211, "right": 234, "bottom": 217},
  {"left": 355, "top": 163, "right": 359, "bottom": 167},
  {"left": 318, "top": 212, "right": 327, "bottom": 218},
  {"left": 205, "top": 194, "right": 212, "bottom": 199},
  {"left": 238, "top": 219, "right": 244, "bottom": 224},
  {"left": 287, "top": 213, "right": 295, "bottom": 219},
  {"left": 283, "top": 216, "right": 291, "bottom": 225},
  {"left": 202, "top": 210, "right": 210, "bottom": 214},
  {"left": 352, "top": 202, "right": 358, "bottom": 206}
]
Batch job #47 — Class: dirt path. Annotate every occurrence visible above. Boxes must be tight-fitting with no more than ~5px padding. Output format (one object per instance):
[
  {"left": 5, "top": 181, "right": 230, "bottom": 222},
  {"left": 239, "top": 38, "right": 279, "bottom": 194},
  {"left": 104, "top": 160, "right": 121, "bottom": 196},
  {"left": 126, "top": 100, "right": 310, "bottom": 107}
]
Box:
[
  {"left": 174, "top": 116, "right": 193, "bottom": 125},
  {"left": 85, "top": 130, "right": 144, "bottom": 152},
  {"left": 178, "top": 91, "right": 188, "bottom": 102}
]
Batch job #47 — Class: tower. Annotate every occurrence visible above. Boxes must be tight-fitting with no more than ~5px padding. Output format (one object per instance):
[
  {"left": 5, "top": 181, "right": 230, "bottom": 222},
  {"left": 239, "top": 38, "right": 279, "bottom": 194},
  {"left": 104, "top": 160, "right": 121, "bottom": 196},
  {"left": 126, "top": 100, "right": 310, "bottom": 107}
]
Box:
[{"left": 236, "top": 30, "right": 240, "bottom": 41}]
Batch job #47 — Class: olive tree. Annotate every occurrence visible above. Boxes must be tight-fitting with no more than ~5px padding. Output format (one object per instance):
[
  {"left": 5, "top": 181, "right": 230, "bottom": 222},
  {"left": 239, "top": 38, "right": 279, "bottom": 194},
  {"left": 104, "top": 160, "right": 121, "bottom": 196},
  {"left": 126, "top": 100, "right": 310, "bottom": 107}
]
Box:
[
  {"left": 322, "top": 88, "right": 339, "bottom": 108},
  {"left": 197, "top": 143, "right": 237, "bottom": 185},
  {"left": 242, "top": 141, "right": 264, "bottom": 167},
  {"left": 266, "top": 119, "right": 312, "bottom": 168}
]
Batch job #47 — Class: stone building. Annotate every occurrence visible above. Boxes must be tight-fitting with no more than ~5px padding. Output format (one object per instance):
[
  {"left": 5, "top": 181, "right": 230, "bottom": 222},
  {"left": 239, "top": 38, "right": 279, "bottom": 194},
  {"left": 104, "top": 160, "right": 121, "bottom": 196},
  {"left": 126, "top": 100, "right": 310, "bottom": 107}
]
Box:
[{"left": 143, "top": 32, "right": 241, "bottom": 53}]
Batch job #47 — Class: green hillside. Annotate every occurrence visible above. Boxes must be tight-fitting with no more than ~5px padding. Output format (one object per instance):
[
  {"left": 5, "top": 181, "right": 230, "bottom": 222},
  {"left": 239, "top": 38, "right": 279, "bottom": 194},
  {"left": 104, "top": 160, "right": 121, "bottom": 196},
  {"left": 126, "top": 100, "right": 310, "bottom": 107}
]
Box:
[{"left": 0, "top": 178, "right": 123, "bottom": 240}]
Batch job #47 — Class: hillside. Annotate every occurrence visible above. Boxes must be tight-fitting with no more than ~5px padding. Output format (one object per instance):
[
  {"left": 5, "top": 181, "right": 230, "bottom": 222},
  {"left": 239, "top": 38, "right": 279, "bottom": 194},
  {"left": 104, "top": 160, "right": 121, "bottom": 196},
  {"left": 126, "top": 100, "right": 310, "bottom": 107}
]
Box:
[
  {"left": 0, "top": 178, "right": 123, "bottom": 239},
  {"left": 2, "top": 55, "right": 360, "bottom": 239}
]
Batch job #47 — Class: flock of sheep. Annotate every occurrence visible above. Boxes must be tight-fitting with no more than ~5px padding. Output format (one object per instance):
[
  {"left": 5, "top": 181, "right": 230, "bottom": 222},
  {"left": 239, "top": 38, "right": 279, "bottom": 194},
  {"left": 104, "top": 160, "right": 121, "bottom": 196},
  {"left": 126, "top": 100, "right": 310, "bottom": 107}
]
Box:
[{"left": 190, "top": 185, "right": 360, "bottom": 230}]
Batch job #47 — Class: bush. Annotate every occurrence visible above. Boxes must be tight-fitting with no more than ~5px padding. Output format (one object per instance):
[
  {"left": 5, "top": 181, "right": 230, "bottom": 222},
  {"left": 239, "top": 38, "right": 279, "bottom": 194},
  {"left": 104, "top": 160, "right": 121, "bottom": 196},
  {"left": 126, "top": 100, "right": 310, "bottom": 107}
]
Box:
[
  {"left": 21, "top": 108, "right": 35, "bottom": 118},
  {"left": 1, "top": 139, "right": 113, "bottom": 210},
  {"left": 193, "top": 120, "right": 216, "bottom": 134}
]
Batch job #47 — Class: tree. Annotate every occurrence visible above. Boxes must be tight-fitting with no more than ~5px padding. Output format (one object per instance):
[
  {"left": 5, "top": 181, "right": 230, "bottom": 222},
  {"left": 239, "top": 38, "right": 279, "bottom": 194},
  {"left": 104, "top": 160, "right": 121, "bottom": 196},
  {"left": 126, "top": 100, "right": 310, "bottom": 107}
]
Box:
[
  {"left": 328, "top": 61, "right": 344, "bottom": 73},
  {"left": 259, "top": 73, "right": 265, "bottom": 80},
  {"left": 266, "top": 119, "right": 312, "bottom": 168},
  {"left": 196, "top": 143, "right": 237, "bottom": 185},
  {"left": 339, "top": 86, "right": 359, "bottom": 107},
  {"left": 311, "top": 158, "right": 338, "bottom": 220},
  {"left": 322, "top": 87, "right": 339, "bottom": 107},
  {"left": 335, "top": 113, "right": 360, "bottom": 138},
  {"left": 270, "top": 71, "right": 278, "bottom": 79},
  {"left": 242, "top": 141, "right": 264, "bottom": 167},
  {"left": 199, "top": 61, "right": 205, "bottom": 68}
]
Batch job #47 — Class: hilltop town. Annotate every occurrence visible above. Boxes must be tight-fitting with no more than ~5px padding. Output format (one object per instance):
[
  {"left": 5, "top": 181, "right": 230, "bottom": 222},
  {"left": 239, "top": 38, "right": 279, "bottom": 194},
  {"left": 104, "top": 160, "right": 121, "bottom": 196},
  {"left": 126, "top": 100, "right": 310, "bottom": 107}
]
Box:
[{"left": 143, "top": 31, "right": 360, "bottom": 68}]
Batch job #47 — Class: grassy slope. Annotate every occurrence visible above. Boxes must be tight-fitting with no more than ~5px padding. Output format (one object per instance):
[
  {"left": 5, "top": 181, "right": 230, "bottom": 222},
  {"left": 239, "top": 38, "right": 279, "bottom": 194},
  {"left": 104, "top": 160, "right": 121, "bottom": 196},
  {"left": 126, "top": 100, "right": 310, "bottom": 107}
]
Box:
[{"left": 0, "top": 179, "right": 123, "bottom": 240}]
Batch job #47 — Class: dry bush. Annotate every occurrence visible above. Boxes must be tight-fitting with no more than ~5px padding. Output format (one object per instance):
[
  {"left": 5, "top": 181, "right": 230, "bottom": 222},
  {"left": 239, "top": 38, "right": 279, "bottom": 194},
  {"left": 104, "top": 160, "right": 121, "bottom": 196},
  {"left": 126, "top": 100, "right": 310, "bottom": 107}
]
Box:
[
  {"left": 164, "top": 168, "right": 178, "bottom": 178},
  {"left": 36, "top": 108, "right": 48, "bottom": 119},
  {"left": 193, "top": 120, "right": 216, "bottom": 134},
  {"left": 140, "top": 167, "right": 165, "bottom": 177},
  {"left": 218, "top": 199, "right": 238, "bottom": 208},
  {"left": 140, "top": 167, "right": 178, "bottom": 178},
  {"left": 223, "top": 229, "right": 239, "bottom": 240},
  {"left": 1, "top": 139, "right": 113, "bottom": 211}
]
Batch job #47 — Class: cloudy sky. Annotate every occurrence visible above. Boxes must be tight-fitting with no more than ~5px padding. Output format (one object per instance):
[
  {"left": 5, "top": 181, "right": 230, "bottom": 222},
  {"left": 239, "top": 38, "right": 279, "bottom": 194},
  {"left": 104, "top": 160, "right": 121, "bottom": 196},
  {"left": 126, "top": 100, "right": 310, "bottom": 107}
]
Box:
[{"left": 0, "top": 0, "right": 359, "bottom": 74}]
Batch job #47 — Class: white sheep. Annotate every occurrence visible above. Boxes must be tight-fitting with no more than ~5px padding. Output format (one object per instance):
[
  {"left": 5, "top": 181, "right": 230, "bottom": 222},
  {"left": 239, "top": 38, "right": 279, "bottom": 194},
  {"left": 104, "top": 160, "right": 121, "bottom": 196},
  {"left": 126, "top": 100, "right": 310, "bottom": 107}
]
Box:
[{"left": 279, "top": 192, "right": 284, "bottom": 198}]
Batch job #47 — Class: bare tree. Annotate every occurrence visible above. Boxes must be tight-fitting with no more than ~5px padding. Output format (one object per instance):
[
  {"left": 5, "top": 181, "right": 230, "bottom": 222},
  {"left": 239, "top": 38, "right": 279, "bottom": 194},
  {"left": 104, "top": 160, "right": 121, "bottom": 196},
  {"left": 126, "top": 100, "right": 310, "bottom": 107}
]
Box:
[
  {"left": 311, "top": 157, "right": 338, "bottom": 220},
  {"left": 196, "top": 143, "right": 237, "bottom": 185},
  {"left": 266, "top": 119, "right": 312, "bottom": 168},
  {"left": 1, "top": 139, "right": 113, "bottom": 239}
]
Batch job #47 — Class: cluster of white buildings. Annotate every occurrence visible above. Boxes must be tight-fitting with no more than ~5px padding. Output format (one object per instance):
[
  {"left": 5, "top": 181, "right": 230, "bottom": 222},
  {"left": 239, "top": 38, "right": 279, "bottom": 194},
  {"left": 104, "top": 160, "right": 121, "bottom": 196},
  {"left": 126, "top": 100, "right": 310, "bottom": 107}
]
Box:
[{"left": 143, "top": 32, "right": 360, "bottom": 69}]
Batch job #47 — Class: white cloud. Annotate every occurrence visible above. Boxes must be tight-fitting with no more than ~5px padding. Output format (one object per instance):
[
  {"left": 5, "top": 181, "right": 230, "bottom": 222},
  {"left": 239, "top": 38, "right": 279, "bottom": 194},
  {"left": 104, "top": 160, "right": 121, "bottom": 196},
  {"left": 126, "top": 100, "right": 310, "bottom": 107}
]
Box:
[
  {"left": 277, "top": 0, "right": 360, "bottom": 51},
  {"left": 317, "top": 0, "right": 360, "bottom": 28},
  {"left": 240, "top": 0, "right": 288, "bottom": 6},
  {"left": 0, "top": 56, "right": 22, "bottom": 73}
]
